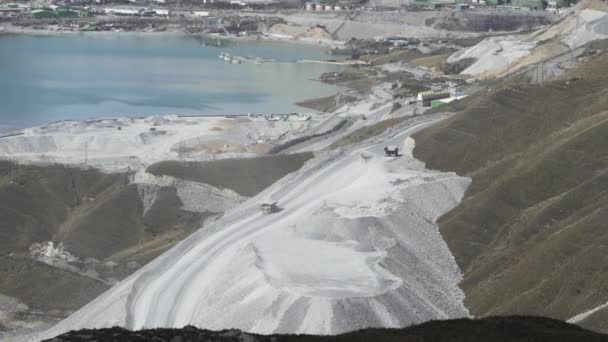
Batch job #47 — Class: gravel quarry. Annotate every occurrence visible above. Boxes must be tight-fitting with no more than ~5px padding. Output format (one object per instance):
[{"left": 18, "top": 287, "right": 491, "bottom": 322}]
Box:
[
  {"left": 31, "top": 114, "right": 471, "bottom": 340},
  {"left": 3, "top": 4, "right": 608, "bottom": 339},
  {"left": 1, "top": 79, "right": 463, "bottom": 340},
  {"left": 446, "top": 6, "right": 608, "bottom": 78}
]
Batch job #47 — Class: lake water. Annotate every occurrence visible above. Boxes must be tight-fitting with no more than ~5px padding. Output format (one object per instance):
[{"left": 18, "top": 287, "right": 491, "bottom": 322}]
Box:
[{"left": 0, "top": 33, "right": 343, "bottom": 132}]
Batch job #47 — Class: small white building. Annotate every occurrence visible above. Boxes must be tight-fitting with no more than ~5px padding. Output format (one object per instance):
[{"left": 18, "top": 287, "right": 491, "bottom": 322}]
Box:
[
  {"left": 193, "top": 10, "right": 209, "bottom": 17},
  {"left": 104, "top": 7, "right": 140, "bottom": 15},
  {"left": 417, "top": 89, "right": 451, "bottom": 102}
]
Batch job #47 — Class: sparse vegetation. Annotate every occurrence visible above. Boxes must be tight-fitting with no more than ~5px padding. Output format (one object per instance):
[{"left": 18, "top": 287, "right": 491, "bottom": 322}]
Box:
[
  {"left": 413, "top": 54, "right": 608, "bottom": 329},
  {"left": 45, "top": 316, "right": 608, "bottom": 342},
  {"left": 147, "top": 153, "right": 314, "bottom": 197}
]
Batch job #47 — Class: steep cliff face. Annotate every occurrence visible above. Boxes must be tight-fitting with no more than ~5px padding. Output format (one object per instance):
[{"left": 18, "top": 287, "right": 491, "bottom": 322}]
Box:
[{"left": 412, "top": 54, "right": 608, "bottom": 331}]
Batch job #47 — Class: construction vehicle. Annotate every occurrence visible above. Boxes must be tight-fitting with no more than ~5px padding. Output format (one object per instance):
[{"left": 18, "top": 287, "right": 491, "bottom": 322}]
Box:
[{"left": 384, "top": 146, "right": 399, "bottom": 157}]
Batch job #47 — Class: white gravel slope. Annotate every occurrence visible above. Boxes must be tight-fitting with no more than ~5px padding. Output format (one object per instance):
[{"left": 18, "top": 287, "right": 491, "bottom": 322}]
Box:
[
  {"left": 447, "top": 8, "right": 608, "bottom": 77},
  {"left": 447, "top": 36, "right": 535, "bottom": 76},
  {"left": 0, "top": 115, "right": 317, "bottom": 173},
  {"left": 31, "top": 115, "right": 470, "bottom": 340}
]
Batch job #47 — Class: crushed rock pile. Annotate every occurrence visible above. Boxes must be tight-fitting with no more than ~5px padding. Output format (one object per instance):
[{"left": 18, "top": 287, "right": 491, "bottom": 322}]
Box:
[{"left": 447, "top": 6, "right": 608, "bottom": 78}]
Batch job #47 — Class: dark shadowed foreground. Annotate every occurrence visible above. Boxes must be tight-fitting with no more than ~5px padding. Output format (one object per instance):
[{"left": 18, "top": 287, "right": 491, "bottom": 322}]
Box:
[{"left": 44, "top": 316, "right": 608, "bottom": 342}]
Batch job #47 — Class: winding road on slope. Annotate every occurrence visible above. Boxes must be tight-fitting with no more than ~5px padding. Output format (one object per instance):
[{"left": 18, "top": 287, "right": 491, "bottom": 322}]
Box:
[{"left": 35, "top": 114, "right": 471, "bottom": 340}]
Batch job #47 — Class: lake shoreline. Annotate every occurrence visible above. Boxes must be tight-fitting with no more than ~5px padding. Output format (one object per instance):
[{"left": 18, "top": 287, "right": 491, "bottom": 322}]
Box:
[
  {"left": 0, "top": 33, "right": 347, "bottom": 132},
  {"left": 0, "top": 23, "right": 343, "bottom": 48}
]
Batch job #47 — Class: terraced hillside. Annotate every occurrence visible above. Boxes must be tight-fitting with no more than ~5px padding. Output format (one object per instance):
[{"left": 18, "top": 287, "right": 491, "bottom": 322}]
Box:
[{"left": 413, "top": 54, "right": 608, "bottom": 331}]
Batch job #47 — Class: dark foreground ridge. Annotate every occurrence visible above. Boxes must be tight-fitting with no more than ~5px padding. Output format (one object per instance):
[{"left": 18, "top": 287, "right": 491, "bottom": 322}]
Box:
[{"left": 44, "top": 316, "right": 608, "bottom": 342}]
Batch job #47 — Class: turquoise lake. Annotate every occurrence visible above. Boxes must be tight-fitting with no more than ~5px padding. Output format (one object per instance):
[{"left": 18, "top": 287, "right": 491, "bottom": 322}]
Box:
[{"left": 0, "top": 33, "right": 343, "bottom": 132}]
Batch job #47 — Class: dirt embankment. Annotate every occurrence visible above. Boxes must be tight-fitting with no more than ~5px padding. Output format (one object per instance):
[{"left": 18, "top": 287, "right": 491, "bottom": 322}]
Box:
[
  {"left": 296, "top": 66, "right": 380, "bottom": 113},
  {"left": 412, "top": 54, "right": 608, "bottom": 331},
  {"left": 296, "top": 94, "right": 358, "bottom": 113},
  {"left": 45, "top": 316, "right": 608, "bottom": 342},
  {"left": 147, "top": 153, "right": 314, "bottom": 197},
  {"left": 426, "top": 11, "right": 553, "bottom": 32}
]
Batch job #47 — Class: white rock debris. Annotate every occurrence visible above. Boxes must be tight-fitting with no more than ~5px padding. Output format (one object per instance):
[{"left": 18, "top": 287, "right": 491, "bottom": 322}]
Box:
[
  {"left": 447, "top": 8, "right": 608, "bottom": 78},
  {"left": 29, "top": 241, "right": 79, "bottom": 264},
  {"left": 0, "top": 115, "right": 317, "bottom": 173},
  {"left": 33, "top": 116, "right": 471, "bottom": 340}
]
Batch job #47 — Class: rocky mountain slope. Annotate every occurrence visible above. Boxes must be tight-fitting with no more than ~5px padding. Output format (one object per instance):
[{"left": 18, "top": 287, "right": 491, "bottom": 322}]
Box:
[{"left": 413, "top": 53, "right": 608, "bottom": 331}]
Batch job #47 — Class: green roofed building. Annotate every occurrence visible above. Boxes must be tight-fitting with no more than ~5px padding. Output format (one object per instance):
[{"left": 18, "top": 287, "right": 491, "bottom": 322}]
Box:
[
  {"left": 31, "top": 9, "right": 57, "bottom": 18},
  {"left": 413, "top": 0, "right": 456, "bottom": 7},
  {"left": 431, "top": 100, "right": 448, "bottom": 108},
  {"left": 31, "top": 7, "right": 93, "bottom": 19},
  {"left": 510, "top": 0, "right": 543, "bottom": 9},
  {"left": 55, "top": 8, "right": 79, "bottom": 17}
]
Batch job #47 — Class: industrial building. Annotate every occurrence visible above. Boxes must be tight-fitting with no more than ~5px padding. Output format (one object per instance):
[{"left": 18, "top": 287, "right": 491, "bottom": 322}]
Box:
[
  {"left": 304, "top": 0, "right": 365, "bottom": 11},
  {"left": 103, "top": 7, "right": 140, "bottom": 15},
  {"left": 413, "top": 0, "right": 576, "bottom": 10},
  {"left": 417, "top": 85, "right": 465, "bottom": 107},
  {"left": 413, "top": 0, "right": 457, "bottom": 8},
  {"left": 508, "top": 0, "right": 544, "bottom": 10},
  {"left": 417, "top": 89, "right": 451, "bottom": 106},
  {"left": 430, "top": 95, "right": 468, "bottom": 108},
  {"left": 0, "top": 3, "right": 28, "bottom": 15},
  {"left": 304, "top": 2, "right": 348, "bottom": 11},
  {"left": 103, "top": 7, "right": 169, "bottom": 16}
]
